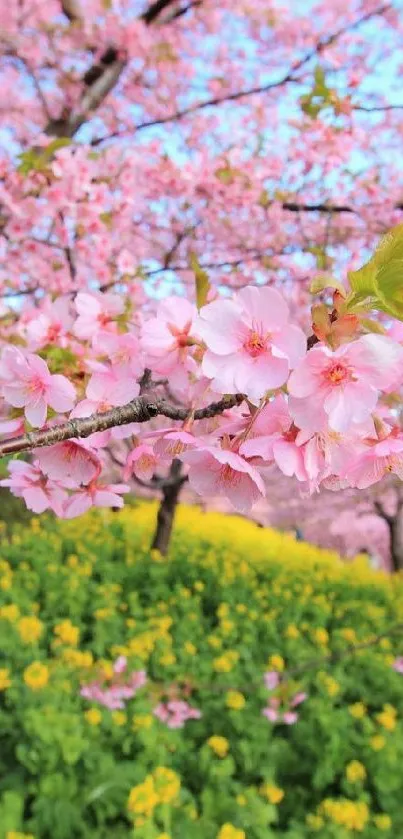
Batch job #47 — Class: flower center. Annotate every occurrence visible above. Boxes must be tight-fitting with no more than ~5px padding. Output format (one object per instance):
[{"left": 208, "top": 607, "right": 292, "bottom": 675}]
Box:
[
  {"left": 29, "top": 375, "right": 46, "bottom": 396},
  {"left": 283, "top": 423, "right": 299, "bottom": 443},
  {"left": 244, "top": 329, "right": 269, "bottom": 358},
  {"left": 325, "top": 362, "right": 350, "bottom": 386},
  {"left": 168, "top": 319, "right": 192, "bottom": 349},
  {"left": 219, "top": 463, "right": 241, "bottom": 487}
]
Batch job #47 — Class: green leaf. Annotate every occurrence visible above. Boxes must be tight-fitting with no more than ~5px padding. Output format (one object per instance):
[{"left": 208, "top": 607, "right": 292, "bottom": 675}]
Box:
[
  {"left": 17, "top": 138, "right": 71, "bottom": 175},
  {"left": 347, "top": 224, "right": 403, "bottom": 319},
  {"left": 215, "top": 166, "right": 240, "bottom": 185},
  {"left": 310, "top": 274, "right": 345, "bottom": 296},
  {"left": 190, "top": 251, "right": 210, "bottom": 310}
]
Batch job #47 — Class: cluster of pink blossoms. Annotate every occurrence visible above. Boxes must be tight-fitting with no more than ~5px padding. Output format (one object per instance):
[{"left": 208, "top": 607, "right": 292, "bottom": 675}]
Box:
[
  {"left": 80, "top": 657, "right": 146, "bottom": 710},
  {"left": 153, "top": 700, "right": 202, "bottom": 728},
  {"left": 262, "top": 672, "right": 307, "bottom": 725},
  {"left": 2, "top": 282, "right": 403, "bottom": 516}
]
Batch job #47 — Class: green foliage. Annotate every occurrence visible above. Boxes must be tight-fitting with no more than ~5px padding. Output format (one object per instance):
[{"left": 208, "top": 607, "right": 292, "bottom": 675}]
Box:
[
  {"left": 300, "top": 66, "right": 337, "bottom": 119},
  {"left": 0, "top": 504, "right": 403, "bottom": 838},
  {"left": 190, "top": 251, "right": 210, "bottom": 310},
  {"left": 347, "top": 224, "right": 403, "bottom": 319},
  {"left": 17, "top": 139, "right": 72, "bottom": 175}
]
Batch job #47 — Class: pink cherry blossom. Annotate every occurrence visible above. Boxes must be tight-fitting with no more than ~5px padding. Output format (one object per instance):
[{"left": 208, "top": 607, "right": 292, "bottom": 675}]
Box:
[
  {"left": 153, "top": 430, "right": 198, "bottom": 460},
  {"left": 73, "top": 292, "right": 124, "bottom": 341},
  {"left": 113, "top": 656, "right": 128, "bottom": 675},
  {"left": 262, "top": 706, "right": 280, "bottom": 722},
  {"left": 181, "top": 445, "right": 266, "bottom": 513},
  {"left": 240, "top": 396, "right": 307, "bottom": 481},
  {"left": 124, "top": 444, "right": 158, "bottom": 482},
  {"left": 34, "top": 440, "right": 102, "bottom": 486},
  {"left": 63, "top": 480, "right": 130, "bottom": 518},
  {"left": 140, "top": 296, "right": 197, "bottom": 373},
  {"left": 343, "top": 433, "right": 403, "bottom": 489},
  {"left": 24, "top": 297, "right": 74, "bottom": 350},
  {"left": 80, "top": 668, "right": 146, "bottom": 710},
  {"left": 392, "top": 658, "right": 403, "bottom": 674},
  {"left": 290, "top": 691, "right": 308, "bottom": 708},
  {"left": 92, "top": 331, "right": 143, "bottom": 377},
  {"left": 72, "top": 365, "right": 140, "bottom": 417},
  {"left": 264, "top": 671, "right": 280, "bottom": 690},
  {"left": 288, "top": 336, "right": 403, "bottom": 433},
  {"left": 0, "top": 461, "right": 67, "bottom": 515},
  {"left": 153, "top": 700, "right": 202, "bottom": 728},
  {"left": 282, "top": 711, "right": 299, "bottom": 725},
  {"left": 197, "top": 286, "right": 307, "bottom": 402},
  {"left": 0, "top": 347, "right": 75, "bottom": 427}
]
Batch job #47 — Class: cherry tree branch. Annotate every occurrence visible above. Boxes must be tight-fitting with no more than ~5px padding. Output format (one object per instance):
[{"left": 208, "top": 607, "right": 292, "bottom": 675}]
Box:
[
  {"left": 0, "top": 394, "right": 244, "bottom": 457},
  {"left": 46, "top": 0, "right": 186, "bottom": 138},
  {"left": 123, "top": 4, "right": 390, "bottom": 133}
]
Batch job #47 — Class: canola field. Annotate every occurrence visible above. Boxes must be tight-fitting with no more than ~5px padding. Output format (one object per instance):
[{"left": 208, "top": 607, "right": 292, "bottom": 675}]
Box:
[{"left": 1, "top": 503, "right": 403, "bottom": 839}]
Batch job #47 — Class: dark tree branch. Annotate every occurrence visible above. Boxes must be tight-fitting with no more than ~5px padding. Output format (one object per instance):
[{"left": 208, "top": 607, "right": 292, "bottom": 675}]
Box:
[
  {"left": 47, "top": 0, "right": 183, "bottom": 137},
  {"left": 121, "top": 4, "right": 390, "bottom": 134},
  {"left": 0, "top": 394, "right": 245, "bottom": 457}
]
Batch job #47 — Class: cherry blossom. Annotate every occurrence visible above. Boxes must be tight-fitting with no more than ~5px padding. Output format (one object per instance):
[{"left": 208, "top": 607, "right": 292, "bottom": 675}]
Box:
[
  {"left": 63, "top": 480, "right": 130, "bottom": 518},
  {"left": 288, "top": 337, "right": 403, "bottom": 433},
  {"left": 0, "top": 347, "right": 76, "bottom": 428},
  {"left": 0, "top": 461, "right": 67, "bottom": 515},
  {"left": 153, "top": 700, "right": 202, "bottom": 728},
  {"left": 73, "top": 292, "right": 124, "bottom": 341},
  {"left": 198, "top": 286, "right": 307, "bottom": 402},
  {"left": 181, "top": 445, "right": 266, "bottom": 514}
]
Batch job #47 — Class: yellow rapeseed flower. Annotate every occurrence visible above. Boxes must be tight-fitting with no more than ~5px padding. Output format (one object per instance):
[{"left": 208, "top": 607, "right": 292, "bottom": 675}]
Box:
[
  {"left": 320, "top": 798, "right": 369, "bottom": 831},
  {"left": 17, "top": 615, "right": 43, "bottom": 644},
  {"left": 341, "top": 628, "right": 357, "bottom": 643},
  {"left": 321, "top": 674, "right": 340, "bottom": 697},
  {"left": 373, "top": 814, "right": 392, "bottom": 830},
  {"left": 377, "top": 704, "right": 397, "bottom": 731},
  {"left": 112, "top": 711, "right": 127, "bottom": 726},
  {"left": 213, "top": 651, "right": 239, "bottom": 673},
  {"left": 207, "top": 736, "right": 229, "bottom": 758},
  {"left": 53, "top": 619, "right": 80, "bottom": 647},
  {"left": 305, "top": 814, "right": 324, "bottom": 830},
  {"left": 285, "top": 624, "right": 299, "bottom": 639},
  {"left": 314, "top": 628, "right": 329, "bottom": 645},
  {"left": 153, "top": 767, "right": 181, "bottom": 804},
  {"left": 23, "top": 661, "right": 49, "bottom": 691},
  {"left": 261, "top": 784, "right": 285, "bottom": 804},
  {"left": 217, "top": 824, "right": 245, "bottom": 839},
  {"left": 349, "top": 702, "right": 366, "bottom": 719},
  {"left": 267, "top": 654, "right": 284, "bottom": 672},
  {"left": 184, "top": 641, "right": 197, "bottom": 655},
  {"left": 128, "top": 776, "right": 158, "bottom": 817},
  {"left": 236, "top": 794, "right": 247, "bottom": 806},
  {"left": 225, "top": 691, "right": 246, "bottom": 710},
  {"left": 133, "top": 714, "right": 154, "bottom": 731},
  {"left": 85, "top": 708, "right": 102, "bottom": 726},
  {"left": 7, "top": 833, "right": 35, "bottom": 839},
  {"left": 0, "top": 668, "right": 12, "bottom": 691},
  {"left": 159, "top": 652, "right": 176, "bottom": 666},
  {"left": 62, "top": 648, "right": 93, "bottom": 669},
  {"left": 0, "top": 604, "right": 20, "bottom": 622},
  {"left": 346, "top": 761, "right": 366, "bottom": 783},
  {"left": 370, "top": 734, "right": 386, "bottom": 751}
]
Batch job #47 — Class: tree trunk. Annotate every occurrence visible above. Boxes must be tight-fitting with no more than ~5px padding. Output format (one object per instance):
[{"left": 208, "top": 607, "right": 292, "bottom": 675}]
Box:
[
  {"left": 151, "top": 459, "right": 183, "bottom": 556},
  {"left": 389, "top": 511, "right": 403, "bottom": 572}
]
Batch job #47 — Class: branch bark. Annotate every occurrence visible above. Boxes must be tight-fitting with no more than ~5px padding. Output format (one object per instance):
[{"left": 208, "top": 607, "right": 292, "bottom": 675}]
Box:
[
  {"left": 0, "top": 394, "right": 245, "bottom": 458},
  {"left": 151, "top": 458, "right": 185, "bottom": 554},
  {"left": 46, "top": 0, "right": 182, "bottom": 137}
]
